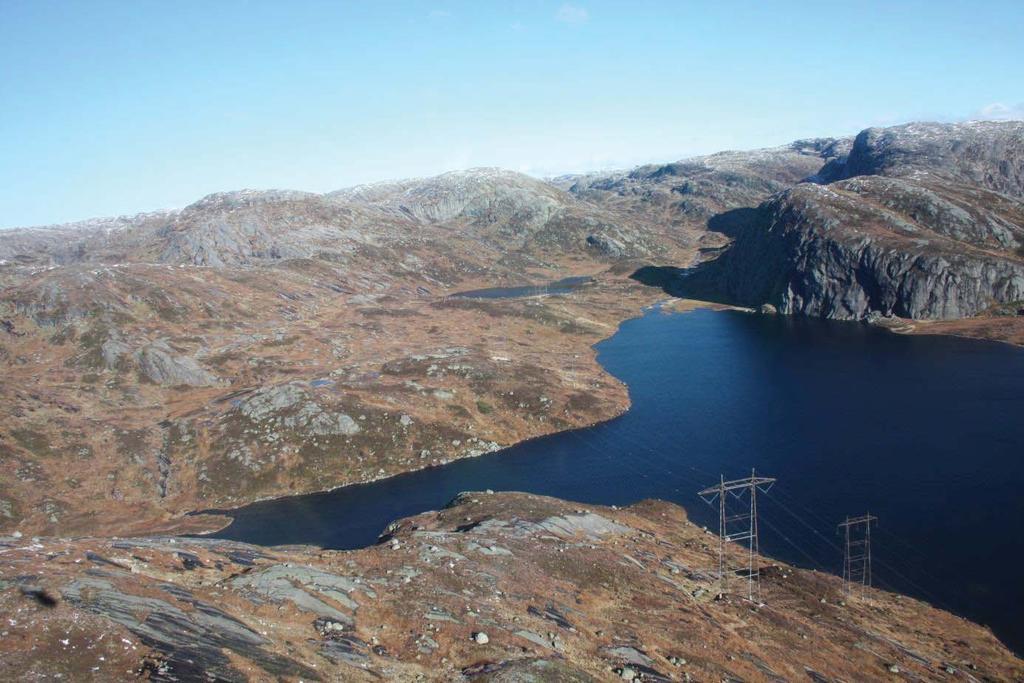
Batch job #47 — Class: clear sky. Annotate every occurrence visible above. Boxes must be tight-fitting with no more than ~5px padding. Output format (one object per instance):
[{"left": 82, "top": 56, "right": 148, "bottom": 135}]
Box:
[{"left": 1, "top": 1, "right": 1022, "bottom": 228}]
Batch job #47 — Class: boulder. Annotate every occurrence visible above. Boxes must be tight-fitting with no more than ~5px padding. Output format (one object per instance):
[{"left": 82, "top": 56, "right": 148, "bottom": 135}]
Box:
[{"left": 135, "top": 342, "right": 221, "bottom": 387}]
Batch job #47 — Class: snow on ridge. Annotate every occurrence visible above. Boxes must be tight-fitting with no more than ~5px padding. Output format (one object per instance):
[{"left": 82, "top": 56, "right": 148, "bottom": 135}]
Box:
[{"left": 4, "top": 208, "right": 180, "bottom": 235}]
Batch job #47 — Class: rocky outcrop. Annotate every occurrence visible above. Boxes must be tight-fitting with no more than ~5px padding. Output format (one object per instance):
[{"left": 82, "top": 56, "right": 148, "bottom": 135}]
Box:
[
  {"left": 680, "top": 122, "right": 1024, "bottom": 320},
  {"left": 136, "top": 341, "right": 222, "bottom": 387},
  {"left": 235, "top": 382, "right": 360, "bottom": 436},
  {"left": 585, "top": 232, "right": 627, "bottom": 257},
  {"left": 60, "top": 573, "right": 317, "bottom": 681}
]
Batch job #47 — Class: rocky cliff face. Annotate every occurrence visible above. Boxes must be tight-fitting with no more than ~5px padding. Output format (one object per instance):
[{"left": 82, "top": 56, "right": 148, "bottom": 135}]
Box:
[{"left": 678, "top": 121, "right": 1024, "bottom": 320}]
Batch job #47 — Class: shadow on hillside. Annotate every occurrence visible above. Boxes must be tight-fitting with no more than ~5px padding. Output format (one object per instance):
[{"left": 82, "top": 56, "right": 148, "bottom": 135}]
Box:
[
  {"left": 629, "top": 206, "right": 764, "bottom": 306},
  {"left": 629, "top": 263, "right": 738, "bottom": 307},
  {"left": 706, "top": 206, "right": 760, "bottom": 238}
]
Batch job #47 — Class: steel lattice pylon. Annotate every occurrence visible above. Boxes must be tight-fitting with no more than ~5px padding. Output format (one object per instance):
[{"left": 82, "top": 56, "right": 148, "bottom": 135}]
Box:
[
  {"left": 698, "top": 469, "right": 776, "bottom": 603},
  {"left": 838, "top": 513, "right": 877, "bottom": 596}
]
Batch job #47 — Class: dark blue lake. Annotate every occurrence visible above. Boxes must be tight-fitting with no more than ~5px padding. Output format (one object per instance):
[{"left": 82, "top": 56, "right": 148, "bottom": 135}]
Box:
[{"left": 207, "top": 307, "right": 1024, "bottom": 653}]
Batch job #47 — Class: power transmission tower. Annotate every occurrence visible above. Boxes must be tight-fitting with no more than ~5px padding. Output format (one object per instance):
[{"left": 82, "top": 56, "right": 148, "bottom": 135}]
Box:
[
  {"left": 838, "top": 513, "right": 877, "bottom": 596},
  {"left": 698, "top": 469, "right": 776, "bottom": 603}
]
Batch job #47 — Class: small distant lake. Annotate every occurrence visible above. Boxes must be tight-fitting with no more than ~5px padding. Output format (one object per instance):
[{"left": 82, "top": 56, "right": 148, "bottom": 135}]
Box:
[
  {"left": 206, "top": 307, "right": 1024, "bottom": 653},
  {"left": 450, "top": 276, "right": 592, "bottom": 299}
]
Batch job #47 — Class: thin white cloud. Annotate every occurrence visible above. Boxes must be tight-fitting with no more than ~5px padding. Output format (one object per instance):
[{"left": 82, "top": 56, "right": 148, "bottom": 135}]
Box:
[
  {"left": 972, "top": 102, "right": 1024, "bottom": 121},
  {"left": 555, "top": 3, "right": 588, "bottom": 25}
]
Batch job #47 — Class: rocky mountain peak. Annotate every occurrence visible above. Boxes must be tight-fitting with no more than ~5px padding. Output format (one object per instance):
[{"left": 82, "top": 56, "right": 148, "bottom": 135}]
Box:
[
  {"left": 819, "top": 120, "right": 1024, "bottom": 196},
  {"left": 328, "top": 167, "right": 568, "bottom": 225},
  {"left": 182, "top": 189, "right": 322, "bottom": 213}
]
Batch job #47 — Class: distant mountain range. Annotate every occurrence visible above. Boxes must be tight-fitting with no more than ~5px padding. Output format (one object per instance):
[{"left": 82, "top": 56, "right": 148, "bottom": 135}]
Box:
[{"left": 8, "top": 121, "right": 1021, "bottom": 323}]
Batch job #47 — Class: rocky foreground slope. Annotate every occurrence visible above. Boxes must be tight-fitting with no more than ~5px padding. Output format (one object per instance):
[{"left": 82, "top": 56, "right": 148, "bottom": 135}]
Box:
[{"left": 2, "top": 492, "right": 1019, "bottom": 682}]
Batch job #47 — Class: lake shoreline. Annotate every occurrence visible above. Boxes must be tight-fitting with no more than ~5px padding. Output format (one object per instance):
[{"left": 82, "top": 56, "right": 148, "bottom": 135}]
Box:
[
  {"left": 188, "top": 294, "right": 1020, "bottom": 539},
  {"left": 202, "top": 302, "right": 1024, "bottom": 653}
]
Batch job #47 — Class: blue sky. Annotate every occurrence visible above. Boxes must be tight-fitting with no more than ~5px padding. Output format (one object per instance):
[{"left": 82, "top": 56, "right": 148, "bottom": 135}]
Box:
[{"left": 1, "top": 1, "right": 1022, "bottom": 228}]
